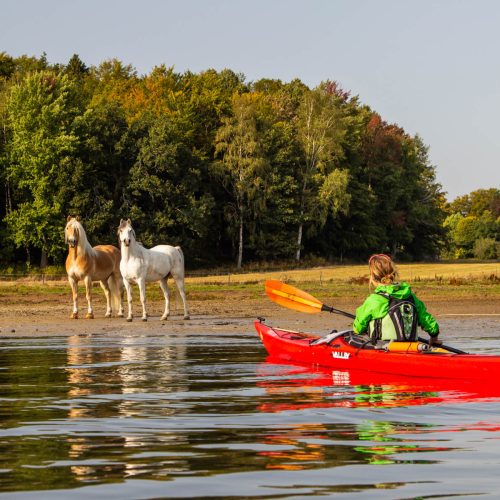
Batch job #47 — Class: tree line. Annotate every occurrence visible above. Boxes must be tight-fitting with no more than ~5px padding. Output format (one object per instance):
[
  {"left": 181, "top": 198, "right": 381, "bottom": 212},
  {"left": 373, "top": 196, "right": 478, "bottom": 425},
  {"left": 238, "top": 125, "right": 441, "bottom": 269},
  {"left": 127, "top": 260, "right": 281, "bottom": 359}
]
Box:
[
  {"left": 0, "top": 52, "right": 497, "bottom": 270},
  {"left": 444, "top": 188, "right": 499, "bottom": 259}
]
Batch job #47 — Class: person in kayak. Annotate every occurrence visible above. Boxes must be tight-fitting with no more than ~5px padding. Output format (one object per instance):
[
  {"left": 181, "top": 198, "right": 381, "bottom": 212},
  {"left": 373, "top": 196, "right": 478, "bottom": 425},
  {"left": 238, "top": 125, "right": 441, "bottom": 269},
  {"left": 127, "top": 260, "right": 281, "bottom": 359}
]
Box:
[{"left": 352, "top": 254, "right": 441, "bottom": 346}]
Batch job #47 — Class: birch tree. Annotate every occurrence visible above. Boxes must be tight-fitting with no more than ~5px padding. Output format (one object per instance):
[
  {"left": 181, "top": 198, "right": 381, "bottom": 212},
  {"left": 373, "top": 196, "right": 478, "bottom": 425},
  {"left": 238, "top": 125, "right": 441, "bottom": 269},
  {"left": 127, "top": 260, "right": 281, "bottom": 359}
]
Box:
[
  {"left": 214, "top": 93, "right": 267, "bottom": 268},
  {"left": 295, "top": 88, "right": 348, "bottom": 261}
]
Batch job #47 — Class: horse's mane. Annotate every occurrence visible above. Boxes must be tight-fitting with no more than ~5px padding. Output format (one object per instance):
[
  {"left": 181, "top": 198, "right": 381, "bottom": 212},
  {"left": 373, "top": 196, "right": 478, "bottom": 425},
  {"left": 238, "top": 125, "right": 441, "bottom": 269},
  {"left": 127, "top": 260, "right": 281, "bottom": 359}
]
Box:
[{"left": 68, "top": 218, "right": 94, "bottom": 256}]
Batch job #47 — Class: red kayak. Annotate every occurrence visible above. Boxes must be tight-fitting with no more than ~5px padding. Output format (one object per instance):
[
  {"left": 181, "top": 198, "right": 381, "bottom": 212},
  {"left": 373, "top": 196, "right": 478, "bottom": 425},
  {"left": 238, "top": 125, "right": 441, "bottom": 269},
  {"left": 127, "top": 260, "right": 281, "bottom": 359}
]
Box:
[{"left": 254, "top": 319, "right": 500, "bottom": 380}]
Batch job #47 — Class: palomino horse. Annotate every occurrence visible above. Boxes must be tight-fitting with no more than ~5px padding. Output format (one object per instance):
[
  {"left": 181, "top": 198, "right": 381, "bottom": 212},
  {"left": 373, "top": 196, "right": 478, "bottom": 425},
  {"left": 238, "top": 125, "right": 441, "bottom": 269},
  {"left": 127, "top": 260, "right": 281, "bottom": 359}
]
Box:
[
  {"left": 117, "top": 219, "right": 190, "bottom": 321},
  {"left": 65, "top": 216, "right": 124, "bottom": 319}
]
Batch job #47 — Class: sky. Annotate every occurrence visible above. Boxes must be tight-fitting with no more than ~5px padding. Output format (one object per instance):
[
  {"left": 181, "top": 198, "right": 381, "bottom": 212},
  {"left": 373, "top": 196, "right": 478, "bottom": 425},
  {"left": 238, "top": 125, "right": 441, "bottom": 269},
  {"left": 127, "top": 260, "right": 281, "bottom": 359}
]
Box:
[{"left": 2, "top": 0, "right": 499, "bottom": 201}]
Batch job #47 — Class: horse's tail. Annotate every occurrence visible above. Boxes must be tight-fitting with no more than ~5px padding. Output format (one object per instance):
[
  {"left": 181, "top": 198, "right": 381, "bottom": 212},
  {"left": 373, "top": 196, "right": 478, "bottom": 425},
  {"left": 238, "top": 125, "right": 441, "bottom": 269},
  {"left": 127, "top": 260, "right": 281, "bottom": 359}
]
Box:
[
  {"left": 175, "top": 246, "right": 184, "bottom": 262},
  {"left": 108, "top": 271, "right": 123, "bottom": 314},
  {"left": 174, "top": 246, "right": 185, "bottom": 278}
]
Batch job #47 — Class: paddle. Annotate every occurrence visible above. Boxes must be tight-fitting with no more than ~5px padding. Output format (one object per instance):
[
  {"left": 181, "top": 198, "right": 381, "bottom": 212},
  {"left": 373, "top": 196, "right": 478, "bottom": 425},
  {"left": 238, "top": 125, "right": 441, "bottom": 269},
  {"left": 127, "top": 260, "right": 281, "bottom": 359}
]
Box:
[
  {"left": 265, "top": 280, "right": 467, "bottom": 355},
  {"left": 265, "top": 280, "right": 355, "bottom": 319}
]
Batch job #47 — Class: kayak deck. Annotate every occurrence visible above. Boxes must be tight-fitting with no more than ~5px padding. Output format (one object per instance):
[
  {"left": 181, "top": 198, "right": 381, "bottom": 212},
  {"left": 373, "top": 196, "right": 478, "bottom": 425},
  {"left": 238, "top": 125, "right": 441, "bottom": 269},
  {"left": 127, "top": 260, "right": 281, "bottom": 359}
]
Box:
[{"left": 255, "top": 320, "right": 500, "bottom": 380}]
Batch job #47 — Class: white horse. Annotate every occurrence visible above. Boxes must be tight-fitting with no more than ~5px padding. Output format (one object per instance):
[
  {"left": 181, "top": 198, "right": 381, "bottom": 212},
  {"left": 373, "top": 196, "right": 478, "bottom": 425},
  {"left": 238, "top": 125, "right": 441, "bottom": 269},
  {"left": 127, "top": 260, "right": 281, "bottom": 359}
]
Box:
[
  {"left": 117, "top": 219, "right": 190, "bottom": 322},
  {"left": 65, "top": 216, "right": 124, "bottom": 319}
]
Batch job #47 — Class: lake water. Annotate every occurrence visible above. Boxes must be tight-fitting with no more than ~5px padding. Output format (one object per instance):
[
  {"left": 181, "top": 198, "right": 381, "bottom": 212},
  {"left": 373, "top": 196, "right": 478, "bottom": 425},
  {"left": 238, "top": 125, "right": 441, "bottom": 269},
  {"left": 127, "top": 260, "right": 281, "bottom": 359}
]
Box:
[{"left": 0, "top": 317, "right": 499, "bottom": 499}]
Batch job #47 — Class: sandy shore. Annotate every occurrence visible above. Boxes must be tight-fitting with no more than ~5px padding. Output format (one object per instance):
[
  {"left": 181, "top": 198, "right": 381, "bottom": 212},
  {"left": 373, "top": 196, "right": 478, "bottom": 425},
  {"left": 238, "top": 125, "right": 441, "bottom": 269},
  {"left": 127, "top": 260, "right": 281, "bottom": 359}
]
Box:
[{"left": 0, "top": 286, "right": 498, "bottom": 337}]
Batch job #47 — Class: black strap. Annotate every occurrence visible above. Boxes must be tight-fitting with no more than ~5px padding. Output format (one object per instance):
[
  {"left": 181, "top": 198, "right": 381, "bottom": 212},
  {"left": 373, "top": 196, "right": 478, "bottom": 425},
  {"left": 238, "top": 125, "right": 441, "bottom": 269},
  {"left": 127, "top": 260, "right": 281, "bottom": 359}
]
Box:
[
  {"left": 371, "top": 291, "right": 389, "bottom": 343},
  {"left": 371, "top": 319, "right": 382, "bottom": 345}
]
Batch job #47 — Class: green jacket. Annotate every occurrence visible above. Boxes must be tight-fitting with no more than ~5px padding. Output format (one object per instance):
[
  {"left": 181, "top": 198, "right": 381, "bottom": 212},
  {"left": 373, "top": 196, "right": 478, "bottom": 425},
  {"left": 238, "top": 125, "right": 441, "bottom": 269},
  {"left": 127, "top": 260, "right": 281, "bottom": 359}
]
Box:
[{"left": 353, "top": 282, "right": 440, "bottom": 337}]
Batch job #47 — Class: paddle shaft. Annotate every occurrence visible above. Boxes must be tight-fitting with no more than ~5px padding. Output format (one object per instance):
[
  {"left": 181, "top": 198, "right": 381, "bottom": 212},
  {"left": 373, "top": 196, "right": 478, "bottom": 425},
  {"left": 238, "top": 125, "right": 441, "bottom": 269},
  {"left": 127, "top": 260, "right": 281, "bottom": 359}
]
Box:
[{"left": 322, "top": 304, "right": 355, "bottom": 319}]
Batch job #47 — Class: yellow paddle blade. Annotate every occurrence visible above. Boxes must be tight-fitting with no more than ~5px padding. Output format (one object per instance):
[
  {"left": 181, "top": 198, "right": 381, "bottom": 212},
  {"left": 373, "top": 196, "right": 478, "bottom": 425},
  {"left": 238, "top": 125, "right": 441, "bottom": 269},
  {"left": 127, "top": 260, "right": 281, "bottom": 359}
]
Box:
[{"left": 265, "top": 280, "right": 323, "bottom": 314}]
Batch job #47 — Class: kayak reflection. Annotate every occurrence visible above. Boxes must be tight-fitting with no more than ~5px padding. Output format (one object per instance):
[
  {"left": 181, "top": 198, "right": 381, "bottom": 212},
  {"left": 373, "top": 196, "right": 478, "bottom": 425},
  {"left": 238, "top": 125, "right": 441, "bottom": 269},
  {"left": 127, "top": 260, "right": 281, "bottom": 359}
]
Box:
[
  {"left": 256, "top": 359, "right": 469, "bottom": 471},
  {"left": 258, "top": 357, "right": 500, "bottom": 411}
]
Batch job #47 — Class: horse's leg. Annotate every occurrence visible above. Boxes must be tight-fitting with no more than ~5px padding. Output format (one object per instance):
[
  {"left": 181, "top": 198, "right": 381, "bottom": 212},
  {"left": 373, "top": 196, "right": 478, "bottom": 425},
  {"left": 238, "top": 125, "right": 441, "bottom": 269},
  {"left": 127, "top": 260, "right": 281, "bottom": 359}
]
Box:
[
  {"left": 108, "top": 271, "right": 124, "bottom": 317},
  {"left": 124, "top": 278, "right": 133, "bottom": 322},
  {"left": 84, "top": 275, "right": 94, "bottom": 319},
  {"left": 68, "top": 276, "right": 79, "bottom": 319},
  {"left": 116, "top": 272, "right": 125, "bottom": 317},
  {"left": 138, "top": 278, "right": 148, "bottom": 321},
  {"left": 100, "top": 279, "right": 112, "bottom": 317},
  {"left": 173, "top": 275, "right": 190, "bottom": 320},
  {"left": 159, "top": 277, "right": 170, "bottom": 320}
]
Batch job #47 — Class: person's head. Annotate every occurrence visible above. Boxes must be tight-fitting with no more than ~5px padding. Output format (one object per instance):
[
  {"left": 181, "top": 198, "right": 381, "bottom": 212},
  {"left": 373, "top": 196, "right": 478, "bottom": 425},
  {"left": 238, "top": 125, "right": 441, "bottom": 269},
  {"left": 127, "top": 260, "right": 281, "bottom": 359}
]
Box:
[{"left": 368, "top": 254, "right": 398, "bottom": 287}]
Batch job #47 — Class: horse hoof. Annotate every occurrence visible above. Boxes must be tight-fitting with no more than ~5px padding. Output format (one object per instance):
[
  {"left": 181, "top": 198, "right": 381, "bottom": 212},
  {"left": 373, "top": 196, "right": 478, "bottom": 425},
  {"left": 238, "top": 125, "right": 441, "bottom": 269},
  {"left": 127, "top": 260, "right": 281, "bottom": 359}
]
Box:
[
  {"left": 117, "top": 313, "right": 124, "bottom": 318},
  {"left": 85, "top": 313, "right": 94, "bottom": 319},
  {"left": 126, "top": 318, "right": 133, "bottom": 322},
  {"left": 183, "top": 315, "right": 190, "bottom": 320},
  {"left": 142, "top": 317, "right": 148, "bottom": 322},
  {"left": 70, "top": 313, "right": 78, "bottom": 320},
  {"left": 161, "top": 316, "right": 168, "bottom": 321},
  {"left": 105, "top": 313, "right": 111, "bottom": 318}
]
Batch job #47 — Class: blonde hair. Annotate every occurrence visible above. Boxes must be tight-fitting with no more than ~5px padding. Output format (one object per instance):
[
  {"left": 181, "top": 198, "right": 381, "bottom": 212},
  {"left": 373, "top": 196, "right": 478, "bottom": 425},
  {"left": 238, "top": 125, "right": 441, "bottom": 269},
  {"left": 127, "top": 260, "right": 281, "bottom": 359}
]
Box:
[{"left": 368, "top": 254, "right": 399, "bottom": 287}]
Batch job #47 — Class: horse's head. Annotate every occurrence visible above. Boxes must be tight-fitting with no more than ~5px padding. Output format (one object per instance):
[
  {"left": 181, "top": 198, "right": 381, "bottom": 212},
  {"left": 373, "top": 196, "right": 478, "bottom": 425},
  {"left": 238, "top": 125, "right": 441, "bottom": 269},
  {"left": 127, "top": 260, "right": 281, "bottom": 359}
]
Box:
[
  {"left": 65, "top": 216, "right": 81, "bottom": 248},
  {"left": 117, "top": 219, "right": 135, "bottom": 247}
]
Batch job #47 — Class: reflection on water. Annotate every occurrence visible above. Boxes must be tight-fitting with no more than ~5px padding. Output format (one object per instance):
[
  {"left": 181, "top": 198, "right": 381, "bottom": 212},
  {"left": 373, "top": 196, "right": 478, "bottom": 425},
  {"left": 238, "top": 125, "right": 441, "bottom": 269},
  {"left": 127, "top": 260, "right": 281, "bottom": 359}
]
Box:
[
  {"left": 64, "top": 333, "right": 191, "bottom": 482},
  {"left": 0, "top": 320, "right": 499, "bottom": 498}
]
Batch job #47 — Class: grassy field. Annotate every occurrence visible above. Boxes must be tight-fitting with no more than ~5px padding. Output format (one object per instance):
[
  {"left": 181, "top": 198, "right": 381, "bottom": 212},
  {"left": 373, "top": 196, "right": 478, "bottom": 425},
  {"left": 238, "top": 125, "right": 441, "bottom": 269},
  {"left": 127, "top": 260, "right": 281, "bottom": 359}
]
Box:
[
  {"left": 186, "top": 261, "right": 500, "bottom": 284},
  {"left": 186, "top": 262, "right": 500, "bottom": 303},
  {"left": 1, "top": 262, "right": 498, "bottom": 301}
]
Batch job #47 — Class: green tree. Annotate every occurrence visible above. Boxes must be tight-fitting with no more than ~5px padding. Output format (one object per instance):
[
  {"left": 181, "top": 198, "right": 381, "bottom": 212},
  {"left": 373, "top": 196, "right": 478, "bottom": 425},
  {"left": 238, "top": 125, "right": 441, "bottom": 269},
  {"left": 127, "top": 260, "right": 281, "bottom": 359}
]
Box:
[
  {"left": 448, "top": 193, "right": 471, "bottom": 216},
  {"left": 444, "top": 213, "right": 482, "bottom": 258},
  {"left": 181, "top": 68, "right": 246, "bottom": 159},
  {"left": 250, "top": 116, "right": 300, "bottom": 259},
  {"left": 445, "top": 188, "right": 500, "bottom": 259},
  {"left": 0, "top": 70, "right": 12, "bottom": 262},
  {"left": 88, "top": 59, "right": 139, "bottom": 121},
  {"left": 317, "top": 169, "right": 351, "bottom": 226},
  {"left": 392, "top": 136, "right": 446, "bottom": 259},
  {"left": 0, "top": 52, "right": 16, "bottom": 79},
  {"left": 314, "top": 102, "right": 377, "bottom": 260},
  {"left": 358, "top": 114, "right": 408, "bottom": 255},
  {"left": 448, "top": 188, "right": 500, "bottom": 218},
  {"left": 68, "top": 102, "right": 138, "bottom": 243},
  {"left": 214, "top": 93, "right": 268, "bottom": 268},
  {"left": 242, "top": 81, "right": 304, "bottom": 260},
  {"left": 126, "top": 113, "right": 214, "bottom": 263},
  {"left": 295, "top": 87, "right": 348, "bottom": 261},
  {"left": 476, "top": 210, "right": 498, "bottom": 240},
  {"left": 454, "top": 216, "right": 478, "bottom": 248},
  {"left": 469, "top": 189, "right": 500, "bottom": 217},
  {"left": 64, "top": 53, "right": 89, "bottom": 79},
  {"left": 5, "top": 71, "right": 81, "bottom": 266},
  {"left": 473, "top": 237, "right": 498, "bottom": 260}
]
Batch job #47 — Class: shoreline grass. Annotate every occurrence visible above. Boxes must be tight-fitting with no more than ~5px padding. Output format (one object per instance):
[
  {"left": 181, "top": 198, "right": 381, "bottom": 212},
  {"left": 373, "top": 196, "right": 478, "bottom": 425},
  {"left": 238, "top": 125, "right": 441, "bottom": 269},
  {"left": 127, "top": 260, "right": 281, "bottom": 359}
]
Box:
[{"left": 0, "top": 262, "right": 498, "bottom": 302}]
